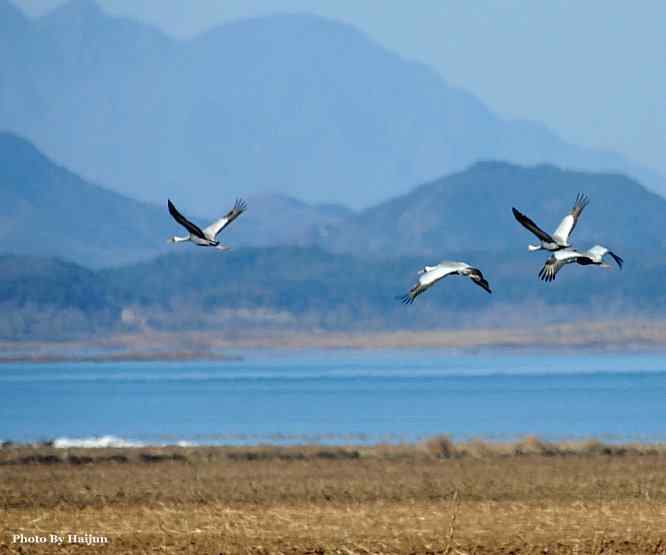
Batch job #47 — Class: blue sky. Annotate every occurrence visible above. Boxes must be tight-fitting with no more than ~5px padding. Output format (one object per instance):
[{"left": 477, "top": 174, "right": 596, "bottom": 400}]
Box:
[{"left": 14, "top": 0, "right": 666, "bottom": 176}]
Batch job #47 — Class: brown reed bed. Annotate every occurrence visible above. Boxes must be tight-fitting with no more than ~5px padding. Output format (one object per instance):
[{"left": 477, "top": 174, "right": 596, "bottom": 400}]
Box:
[
  {"left": 3, "top": 435, "right": 666, "bottom": 467},
  {"left": 1, "top": 438, "right": 666, "bottom": 554}
]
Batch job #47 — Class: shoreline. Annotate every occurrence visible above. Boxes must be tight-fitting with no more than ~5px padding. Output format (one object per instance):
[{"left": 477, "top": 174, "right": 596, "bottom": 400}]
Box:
[
  {"left": 3, "top": 436, "right": 666, "bottom": 461},
  {"left": 2, "top": 320, "right": 666, "bottom": 363},
  {"left": 0, "top": 351, "right": 241, "bottom": 364}
]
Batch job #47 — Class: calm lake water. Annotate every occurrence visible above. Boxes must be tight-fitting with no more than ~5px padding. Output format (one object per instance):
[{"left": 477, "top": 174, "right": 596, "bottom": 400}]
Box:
[{"left": 1, "top": 350, "right": 666, "bottom": 445}]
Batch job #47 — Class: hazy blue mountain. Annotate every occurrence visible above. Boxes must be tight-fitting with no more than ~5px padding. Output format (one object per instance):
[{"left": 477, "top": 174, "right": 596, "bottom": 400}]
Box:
[
  {"left": 0, "top": 0, "right": 26, "bottom": 34},
  {"left": 2, "top": 1, "right": 665, "bottom": 214},
  {"left": 3, "top": 132, "right": 666, "bottom": 269},
  {"left": 221, "top": 193, "right": 354, "bottom": 248},
  {"left": 0, "top": 132, "right": 174, "bottom": 267},
  {"left": 0, "top": 133, "right": 352, "bottom": 266},
  {"left": 321, "top": 161, "right": 666, "bottom": 258},
  {"left": 0, "top": 2, "right": 38, "bottom": 127}
]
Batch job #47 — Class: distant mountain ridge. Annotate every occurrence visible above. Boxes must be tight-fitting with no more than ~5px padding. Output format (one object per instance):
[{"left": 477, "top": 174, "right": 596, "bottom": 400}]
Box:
[
  {"left": 3, "top": 132, "right": 666, "bottom": 267},
  {"left": 2, "top": 0, "right": 665, "bottom": 215},
  {"left": 319, "top": 161, "right": 666, "bottom": 258},
  {"left": 0, "top": 133, "right": 353, "bottom": 267},
  {"left": 0, "top": 132, "right": 174, "bottom": 267}
]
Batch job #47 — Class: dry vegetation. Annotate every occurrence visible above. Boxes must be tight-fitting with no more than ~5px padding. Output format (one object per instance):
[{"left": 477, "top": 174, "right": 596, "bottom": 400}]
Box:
[{"left": 2, "top": 439, "right": 666, "bottom": 554}]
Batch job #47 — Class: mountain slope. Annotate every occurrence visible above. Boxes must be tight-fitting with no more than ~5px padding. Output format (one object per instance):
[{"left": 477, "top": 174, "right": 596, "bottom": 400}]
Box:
[
  {"left": 321, "top": 161, "right": 666, "bottom": 258},
  {"left": 220, "top": 193, "right": 354, "bottom": 248},
  {"left": 2, "top": 2, "right": 664, "bottom": 214},
  {"left": 0, "top": 132, "right": 174, "bottom": 267},
  {"left": 0, "top": 133, "right": 354, "bottom": 266},
  {"left": 3, "top": 133, "right": 665, "bottom": 268}
]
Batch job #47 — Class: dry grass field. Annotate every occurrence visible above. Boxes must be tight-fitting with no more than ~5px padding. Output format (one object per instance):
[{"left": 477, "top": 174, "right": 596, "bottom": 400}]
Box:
[{"left": 2, "top": 439, "right": 666, "bottom": 554}]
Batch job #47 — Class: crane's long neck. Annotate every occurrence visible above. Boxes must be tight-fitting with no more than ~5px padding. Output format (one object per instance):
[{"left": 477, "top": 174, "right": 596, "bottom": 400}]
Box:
[
  {"left": 172, "top": 235, "right": 190, "bottom": 243},
  {"left": 528, "top": 244, "right": 542, "bottom": 252}
]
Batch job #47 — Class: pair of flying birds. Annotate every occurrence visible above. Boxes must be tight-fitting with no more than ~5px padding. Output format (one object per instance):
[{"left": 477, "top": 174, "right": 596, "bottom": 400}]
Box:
[
  {"left": 166, "top": 195, "right": 622, "bottom": 305},
  {"left": 400, "top": 194, "right": 622, "bottom": 304},
  {"left": 511, "top": 194, "right": 623, "bottom": 282}
]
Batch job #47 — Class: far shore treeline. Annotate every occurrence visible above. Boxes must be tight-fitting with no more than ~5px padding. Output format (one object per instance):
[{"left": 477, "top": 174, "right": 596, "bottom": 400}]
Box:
[{"left": 1, "top": 245, "right": 665, "bottom": 340}]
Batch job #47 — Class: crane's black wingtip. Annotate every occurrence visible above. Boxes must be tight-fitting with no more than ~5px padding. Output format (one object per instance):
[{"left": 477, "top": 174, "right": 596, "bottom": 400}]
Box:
[
  {"left": 511, "top": 207, "right": 527, "bottom": 222},
  {"left": 479, "top": 281, "right": 492, "bottom": 294},
  {"left": 610, "top": 251, "right": 624, "bottom": 269},
  {"left": 575, "top": 192, "right": 590, "bottom": 206}
]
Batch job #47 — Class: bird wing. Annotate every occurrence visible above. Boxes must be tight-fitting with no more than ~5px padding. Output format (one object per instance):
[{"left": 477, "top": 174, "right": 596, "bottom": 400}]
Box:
[
  {"left": 463, "top": 267, "right": 492, "bottom": 294},
  {"left": 397, "top": 283, "right": 427, "bottom": 305},
  {"left": 538, "top": 250, "right": 579, "bottom": 282},
  {"left": 609, "top": 251, "right": 624, "bottom": 269},
  {"left": 552, "top": 193, "right": 589, "bottom": 244},
  {"left": 398, "top": 264, "right": 453, "bottom": 304},
  {"left": 203, "top": 198, "right": 247, "bottom": 239},
  {"left": 512, "top": 207, "right": 556, "bottom": 243},
  {"left": 168, "top": 199, "right": 206, "bottom": 239},
  {"left": 423, "top": 263, "right": 457, "bottom": 285}
]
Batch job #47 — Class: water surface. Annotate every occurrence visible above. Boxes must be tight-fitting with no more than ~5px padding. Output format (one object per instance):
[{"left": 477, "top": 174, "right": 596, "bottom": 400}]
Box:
[{"left": 1, "top": 350, "right": 665, "bottom": 445}]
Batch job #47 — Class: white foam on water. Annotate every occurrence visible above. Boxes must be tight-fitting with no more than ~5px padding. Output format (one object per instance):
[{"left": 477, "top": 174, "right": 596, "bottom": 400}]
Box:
[
  {"left": 50, "top": 436, "right": 198, "bottom": 448},
  {"left": 52, "top": 435, "right": 145, "bottom": 448}
]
